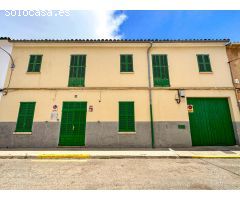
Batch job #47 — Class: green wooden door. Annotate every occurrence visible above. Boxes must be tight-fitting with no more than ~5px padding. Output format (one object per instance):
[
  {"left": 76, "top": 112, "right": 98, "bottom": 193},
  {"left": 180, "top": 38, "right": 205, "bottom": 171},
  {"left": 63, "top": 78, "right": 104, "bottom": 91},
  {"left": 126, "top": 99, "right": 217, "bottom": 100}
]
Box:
[
  {"left": 187, "top": 98, "right": 236, "bottom": 146},
  {"left": 59, "top": 102, "right": 87, "bottom": 146}
]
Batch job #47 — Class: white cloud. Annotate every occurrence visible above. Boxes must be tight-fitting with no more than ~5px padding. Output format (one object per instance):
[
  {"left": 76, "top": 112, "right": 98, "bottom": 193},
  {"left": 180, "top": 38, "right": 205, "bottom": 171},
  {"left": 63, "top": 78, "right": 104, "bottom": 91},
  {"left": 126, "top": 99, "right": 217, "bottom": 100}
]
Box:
[
  {"left": 0, "top": 10, "right": 127, "bottom": 88},
  {"left": 0, "top": 10, "right": 127, "bottom": 39},
  {"left": 92, "top": 11, "right": 127, "bottom": 39}
]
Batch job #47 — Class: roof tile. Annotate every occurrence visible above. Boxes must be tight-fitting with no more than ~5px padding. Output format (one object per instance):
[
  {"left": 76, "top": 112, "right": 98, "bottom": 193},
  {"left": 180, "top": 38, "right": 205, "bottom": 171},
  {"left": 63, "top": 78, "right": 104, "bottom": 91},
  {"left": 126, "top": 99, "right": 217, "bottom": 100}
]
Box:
[{"left": 0, "top": 37, "right": 230, "bottom": 43}]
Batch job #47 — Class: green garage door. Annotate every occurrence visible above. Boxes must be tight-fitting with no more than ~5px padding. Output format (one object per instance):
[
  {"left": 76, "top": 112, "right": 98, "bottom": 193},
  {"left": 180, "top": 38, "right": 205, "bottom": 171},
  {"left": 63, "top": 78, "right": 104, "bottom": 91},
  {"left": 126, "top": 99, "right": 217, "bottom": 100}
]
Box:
[
  {"left": 187, "top": 98, "right": 236, "bottom": 146},
  {"left": 59, "top": 102, "right": 87, "bottom": 146}
]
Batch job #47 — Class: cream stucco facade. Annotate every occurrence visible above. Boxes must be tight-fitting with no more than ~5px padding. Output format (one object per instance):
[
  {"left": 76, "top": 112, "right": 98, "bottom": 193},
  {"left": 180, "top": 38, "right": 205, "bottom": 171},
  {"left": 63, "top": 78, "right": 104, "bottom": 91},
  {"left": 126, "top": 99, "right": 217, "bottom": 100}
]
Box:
[{"left": 0, "top": 39, "right": 239, "bottom": 148}]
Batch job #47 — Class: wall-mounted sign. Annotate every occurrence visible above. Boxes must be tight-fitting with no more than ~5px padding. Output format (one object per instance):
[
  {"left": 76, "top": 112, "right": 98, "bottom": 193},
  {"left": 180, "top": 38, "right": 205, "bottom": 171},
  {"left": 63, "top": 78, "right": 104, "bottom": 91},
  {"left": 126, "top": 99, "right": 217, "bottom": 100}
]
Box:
[
  {"left": 51, "top": 110, "right": 58, "bottom": 121},
  {"left": 89, "top": 105, "right": 93, "bottom": 112},
  {"left": 187, "top": 104, "right": 194, "bottom": 113}
]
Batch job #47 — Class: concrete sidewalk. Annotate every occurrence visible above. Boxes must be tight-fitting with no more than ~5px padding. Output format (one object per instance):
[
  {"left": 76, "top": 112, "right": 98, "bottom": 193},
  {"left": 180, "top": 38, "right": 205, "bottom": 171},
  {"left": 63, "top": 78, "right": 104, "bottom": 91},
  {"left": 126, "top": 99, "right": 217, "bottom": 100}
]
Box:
[{"left": 0, "top": 146, "right": 240, "bottom": 159}]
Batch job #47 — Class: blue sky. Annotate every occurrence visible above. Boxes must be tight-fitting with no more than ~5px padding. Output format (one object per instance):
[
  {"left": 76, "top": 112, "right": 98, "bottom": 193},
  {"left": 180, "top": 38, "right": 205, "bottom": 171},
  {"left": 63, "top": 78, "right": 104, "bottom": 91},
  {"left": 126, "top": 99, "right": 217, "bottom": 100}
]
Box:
[
  {"left": 120, "top": 11, "right": 240, "bottom": 41},
  {"left": 0, "top": 10, "right": 240, "bottom": 41}
]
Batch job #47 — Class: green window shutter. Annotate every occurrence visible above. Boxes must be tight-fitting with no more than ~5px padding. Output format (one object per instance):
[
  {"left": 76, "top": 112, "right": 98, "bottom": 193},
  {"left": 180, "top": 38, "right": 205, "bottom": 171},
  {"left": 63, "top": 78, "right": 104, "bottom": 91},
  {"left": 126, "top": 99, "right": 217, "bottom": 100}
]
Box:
[
  {"left": 152, "top": 54, "right": 170, "bottom": 87},
  {"left": 15, "top": 102, "right": 36, "bottom": 132},
  {"left": 27, "top": 55, "right": 42, "bottom": 72},
  {"left": 120, "top": 55, "right": 133, "bottom": 72},
  {"left": 119, "top": 102, "right": 135, "bottom": 132},
  {"left": 197, "top": 54, "right": 212, "bottom": 72},
  {"left": 68, "top": 55, "right": 86, "bottom": 87}
]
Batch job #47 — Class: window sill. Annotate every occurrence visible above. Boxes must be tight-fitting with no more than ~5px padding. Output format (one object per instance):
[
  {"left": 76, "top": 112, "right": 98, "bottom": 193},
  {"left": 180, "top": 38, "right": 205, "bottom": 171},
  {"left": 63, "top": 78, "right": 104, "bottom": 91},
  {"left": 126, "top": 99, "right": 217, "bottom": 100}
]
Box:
[
  {"left": 153, "top": 85, "right": 171, "bottom": 88},
  {"left": 68, "top": 86, "right": 85, "bottom": 88},
  {"left": 120, "top": 72, "right": 134, "bottom": 74},
  {"left": 13, "top": 132, "right": 32, "bottom": 135},
  {"left": 199, "top": 72, "right": 213, "bottom": 74},
  {"left": 26, "top": 72, "right": 41, "bottom": 74},
  {"left": 118, "top": 131, "right": 136, "bottom": 135}
]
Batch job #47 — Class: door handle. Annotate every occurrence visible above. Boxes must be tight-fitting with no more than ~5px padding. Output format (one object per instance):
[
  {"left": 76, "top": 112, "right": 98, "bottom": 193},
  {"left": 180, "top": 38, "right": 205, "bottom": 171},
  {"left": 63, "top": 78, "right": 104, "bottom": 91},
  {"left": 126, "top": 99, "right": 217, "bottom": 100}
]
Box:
[{"left": 73, "top": 125, "right": 75, "bottom": 130}]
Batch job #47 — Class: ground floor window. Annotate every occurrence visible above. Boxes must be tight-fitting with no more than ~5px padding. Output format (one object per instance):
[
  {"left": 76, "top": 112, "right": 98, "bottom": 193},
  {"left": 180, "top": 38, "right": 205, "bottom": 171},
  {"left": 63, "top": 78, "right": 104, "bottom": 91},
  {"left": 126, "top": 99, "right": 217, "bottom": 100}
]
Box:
[
  {"left": 15, "top": 102, "right": 36, "bottom": 132},
  {"left": 119, "top": 101, "right": 135, "bottom": 132}
]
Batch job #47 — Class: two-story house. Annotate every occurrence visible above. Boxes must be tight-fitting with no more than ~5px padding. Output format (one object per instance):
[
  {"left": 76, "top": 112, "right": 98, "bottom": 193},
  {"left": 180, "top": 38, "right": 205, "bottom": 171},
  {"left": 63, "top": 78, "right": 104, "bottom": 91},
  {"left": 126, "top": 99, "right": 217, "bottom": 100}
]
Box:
[{"left": 0, "top": 38, "right": 239, "bottom": 148}]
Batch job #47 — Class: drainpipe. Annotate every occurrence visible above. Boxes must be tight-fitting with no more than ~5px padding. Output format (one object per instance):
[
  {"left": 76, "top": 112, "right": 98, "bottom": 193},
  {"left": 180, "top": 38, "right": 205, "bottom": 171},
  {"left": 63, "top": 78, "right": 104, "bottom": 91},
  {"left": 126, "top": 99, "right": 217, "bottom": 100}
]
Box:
[{"left": 147, "top": 42, "right": 155, "bottom": 148}]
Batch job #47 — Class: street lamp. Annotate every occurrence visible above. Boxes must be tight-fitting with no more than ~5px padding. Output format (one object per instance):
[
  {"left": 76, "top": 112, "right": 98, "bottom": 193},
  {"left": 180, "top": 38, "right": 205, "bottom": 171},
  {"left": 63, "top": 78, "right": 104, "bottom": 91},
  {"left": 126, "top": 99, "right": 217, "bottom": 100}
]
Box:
[{"left": 0, "top": 46, "right": 15, "bottom": 68}]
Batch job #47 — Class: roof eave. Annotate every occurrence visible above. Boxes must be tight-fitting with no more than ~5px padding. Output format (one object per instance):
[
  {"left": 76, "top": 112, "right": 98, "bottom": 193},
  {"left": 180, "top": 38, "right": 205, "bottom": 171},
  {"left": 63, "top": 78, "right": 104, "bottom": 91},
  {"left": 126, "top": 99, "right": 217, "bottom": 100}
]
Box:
[{"left": 6, "top": 38, "right": 230, "bottom": 44}]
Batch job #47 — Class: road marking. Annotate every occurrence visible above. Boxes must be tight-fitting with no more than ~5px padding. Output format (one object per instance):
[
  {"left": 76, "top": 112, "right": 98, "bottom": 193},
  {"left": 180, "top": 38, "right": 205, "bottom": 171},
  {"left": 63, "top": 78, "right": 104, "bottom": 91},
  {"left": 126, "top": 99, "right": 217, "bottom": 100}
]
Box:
[
  {"left": 37, "top": 154, "right": 90, "bottom": 159},
  {"left": 31, "top": 159, "right": 88, "bottom": 162},
  {"left": 192, "top": 155, "right": 240, "bottom": 159}
]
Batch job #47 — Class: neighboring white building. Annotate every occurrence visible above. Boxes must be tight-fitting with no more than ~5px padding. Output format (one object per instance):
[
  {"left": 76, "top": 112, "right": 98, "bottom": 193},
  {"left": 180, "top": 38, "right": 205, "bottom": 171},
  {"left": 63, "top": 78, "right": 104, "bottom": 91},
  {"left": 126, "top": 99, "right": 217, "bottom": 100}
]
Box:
[{"left": 0, "top": 37, "right": 12, "bottom": 99}]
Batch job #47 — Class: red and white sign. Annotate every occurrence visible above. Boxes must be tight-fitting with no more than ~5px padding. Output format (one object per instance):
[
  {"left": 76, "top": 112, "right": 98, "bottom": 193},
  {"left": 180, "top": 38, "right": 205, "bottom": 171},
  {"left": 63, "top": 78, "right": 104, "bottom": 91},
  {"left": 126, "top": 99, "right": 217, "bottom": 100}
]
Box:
[{"left": 187, "top": 104, "right": 194, "bottom": 113}]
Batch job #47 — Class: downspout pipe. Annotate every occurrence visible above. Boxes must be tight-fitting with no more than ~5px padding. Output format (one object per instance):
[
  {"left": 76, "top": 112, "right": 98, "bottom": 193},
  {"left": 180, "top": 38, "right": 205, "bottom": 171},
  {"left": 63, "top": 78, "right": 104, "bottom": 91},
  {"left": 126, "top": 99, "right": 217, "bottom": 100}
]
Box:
[{"left": 147, "top": 42, "right": 155, "bottom": 148}]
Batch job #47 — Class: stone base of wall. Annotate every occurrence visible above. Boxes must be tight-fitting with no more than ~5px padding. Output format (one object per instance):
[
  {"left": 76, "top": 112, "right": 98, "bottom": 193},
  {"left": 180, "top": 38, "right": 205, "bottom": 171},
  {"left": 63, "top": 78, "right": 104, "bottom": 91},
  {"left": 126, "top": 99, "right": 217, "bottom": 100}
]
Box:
[
  {"left": 85, "top": 122, "right": 152, "bottom": 148},
  {"left": 0, "top": 121, "right": 195, "bottom": 148},
  {"left": 154, "top": 122, "right": 192, "bottom": 147},
  {"left": 85, "top": 121, "right": 192, "bottom": 148},
  {"left": 0, "top": 122, "right": 60, "bottom": 148},
  {"left": 233, "top": 122, "right": 240, "bottom": 145}
]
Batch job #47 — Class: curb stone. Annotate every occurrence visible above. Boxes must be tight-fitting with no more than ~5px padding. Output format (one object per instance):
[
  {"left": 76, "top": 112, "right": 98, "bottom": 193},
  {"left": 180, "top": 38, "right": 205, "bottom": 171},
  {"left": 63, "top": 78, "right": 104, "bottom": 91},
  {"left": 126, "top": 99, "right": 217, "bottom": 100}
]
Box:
[{"left": 0, "top": 154, "right": 240, "bottom": 159}]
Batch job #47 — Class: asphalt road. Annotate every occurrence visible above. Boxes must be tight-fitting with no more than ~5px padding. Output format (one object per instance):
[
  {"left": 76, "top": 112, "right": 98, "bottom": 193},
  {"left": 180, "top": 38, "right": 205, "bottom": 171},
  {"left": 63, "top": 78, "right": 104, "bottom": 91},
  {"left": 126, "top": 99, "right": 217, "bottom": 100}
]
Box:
[{"left": 0, "top": 158, "right": 239, "bottom": 189}]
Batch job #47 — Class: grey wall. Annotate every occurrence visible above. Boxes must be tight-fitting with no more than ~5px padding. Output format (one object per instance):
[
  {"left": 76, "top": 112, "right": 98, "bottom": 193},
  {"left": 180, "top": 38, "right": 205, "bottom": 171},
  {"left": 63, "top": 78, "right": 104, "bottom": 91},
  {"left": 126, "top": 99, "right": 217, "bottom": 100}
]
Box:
[
  {"left": 232, "top": 122, "right": 240, "bottom": 145},
  {"left": 86, "top": 121, "right": 192, "bottom": 148},
  {"left": 0, "top": 122, "right": 60, "bottom": 148},
  {"left": 85, "top": 122, "right": 152, "bottom": 148},
  {"left": 1, "top": 121, "right": 238, "bottom": 148},
  {"left": 154, "top": 122, "right": 192, "bottom": 147}
]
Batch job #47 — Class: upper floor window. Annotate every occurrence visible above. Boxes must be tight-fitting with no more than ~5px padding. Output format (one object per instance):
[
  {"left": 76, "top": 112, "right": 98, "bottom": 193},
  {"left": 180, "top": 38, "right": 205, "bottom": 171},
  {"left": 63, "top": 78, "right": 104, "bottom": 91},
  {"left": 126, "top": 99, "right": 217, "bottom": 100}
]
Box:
[
  {"left": 68, "top": 55, "right": 86, "bottom": 87},
  {"left": 152, "top": 54, "right": 170, "bottom": 87},
  {"left": 27, "top": 55, "right": 42, "bottom": 72},
  {"left": 120, "top": 54, "right": 133, "bottom": 72},
  {"left": 197, "top": 54, "right": 212, "bottom": 72}
]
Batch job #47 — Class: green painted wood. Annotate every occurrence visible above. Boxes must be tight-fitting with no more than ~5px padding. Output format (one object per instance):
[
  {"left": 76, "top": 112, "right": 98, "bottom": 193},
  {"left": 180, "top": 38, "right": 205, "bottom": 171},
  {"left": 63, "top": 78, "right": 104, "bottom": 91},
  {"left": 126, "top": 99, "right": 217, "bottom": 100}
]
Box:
[
  {"left": 15, "top": 102, "right": 36, "bottom": 132},
  {"left": 152, "top": 54, "right": 170, "bottom": 87},
  {"left": 197, "top": 54, "right": 212, "bottom": 72},
  {"left": 59, "top": 102, "right": 87, "bottom": 146},
  {"left": 27, "top": 55, "right": 42, "bottom": 72},
  {"left": 119, "top": 102, "right": 135, "bottom": 132},
  {"left": 68, "top": 55, "right": 86, "bottom": 87},
  {"left": 120, "top": 54, "right": 133, "bottom": 72},
  {"left": 187, "top": 98, "right": 236, "bottom": 146}
]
